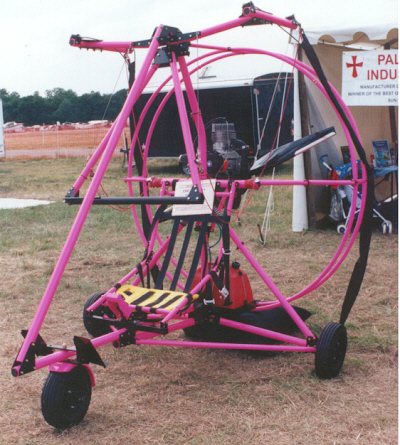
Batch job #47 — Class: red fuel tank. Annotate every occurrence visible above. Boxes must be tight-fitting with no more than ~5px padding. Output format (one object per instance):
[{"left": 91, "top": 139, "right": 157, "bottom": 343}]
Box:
[{"left": 193, "top": 262, "right": 253, "bottom": 309}]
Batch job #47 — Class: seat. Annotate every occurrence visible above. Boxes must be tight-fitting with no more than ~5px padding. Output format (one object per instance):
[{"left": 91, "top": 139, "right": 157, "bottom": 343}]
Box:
[{"left": 117, "top": 284, "right": 199, "bottom": 311}]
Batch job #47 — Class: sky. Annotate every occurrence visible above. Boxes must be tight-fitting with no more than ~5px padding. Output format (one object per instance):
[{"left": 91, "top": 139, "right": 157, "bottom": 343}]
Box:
[{"left": 1, "top": 0, "right": 398, "bottom": 98}]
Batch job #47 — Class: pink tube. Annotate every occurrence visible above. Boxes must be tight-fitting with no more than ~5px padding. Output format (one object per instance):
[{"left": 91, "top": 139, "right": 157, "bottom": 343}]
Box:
[
  {"left": 136, "top": 339, "right": 314, "bottom": 352},
  {"left": 127, "top": 43, "right": 366, "bottom": 303},
  {"left": 13, "top": 26, "right": 164, "bottom": 375},
  {"left": 70, "top": 38, "right": 134, "bottom": 53},
  {"left": 72, "top": 120, "right": 117, "bottom": 193},
  {"left": 131, "top": 50, "right": 227, "bottom": 167},
  {"left": 229, "top": 227, "right": 315, "bottom": 339},
  {"left": 178, "top": 55, "right": 208, "bottom": 173},
  {"left": 219, "top": 318, "right": 307, "bottom": 346},
  {"left": 34, "top": 328, "right": 125, "bottom": 371},
  {"left": 169, "top": 52, "right": 202, "bottom": 192},
  {"left": 140, "top": 52, "right": 235, "bottom": 176},
  {"left": 17, "top": 9, "right": 371, "bottom": 378},
  {"left": 199, "top": 9, "right": 296, "bottom": 40},
  {"left": 211, "top": 46, "right": 367, "bottom": 291}
]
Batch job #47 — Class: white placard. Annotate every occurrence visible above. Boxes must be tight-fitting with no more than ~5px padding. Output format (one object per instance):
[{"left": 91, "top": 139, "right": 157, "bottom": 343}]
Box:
[
  {"left": 342, "top": 50, "right": 398, "bottom": 106},
  {"left": 172, "top": 179, "right": 216, "bottom": 216}
]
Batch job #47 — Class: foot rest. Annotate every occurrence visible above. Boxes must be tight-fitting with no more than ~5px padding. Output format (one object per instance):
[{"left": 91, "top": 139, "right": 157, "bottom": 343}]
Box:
[{"left": 117, "top": 285, "right": 199, "bottom": 311}]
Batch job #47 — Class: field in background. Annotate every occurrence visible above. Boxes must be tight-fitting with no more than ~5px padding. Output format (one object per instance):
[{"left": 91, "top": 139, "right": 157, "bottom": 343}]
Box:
[
  {"left": 3, "top": 125, "right": 131, "bottom": 159},
  {"left": 0, "top": 157, "right": 397, "bottom": 444}
]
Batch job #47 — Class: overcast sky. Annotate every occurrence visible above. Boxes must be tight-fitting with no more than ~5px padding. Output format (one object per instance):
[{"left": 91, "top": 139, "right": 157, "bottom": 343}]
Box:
[{"left": 1, "top": 0, "right": 397, "bottom": 97}]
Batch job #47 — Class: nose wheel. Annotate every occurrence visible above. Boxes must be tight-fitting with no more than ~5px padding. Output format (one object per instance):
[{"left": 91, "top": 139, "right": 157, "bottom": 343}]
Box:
[{"left": 41, "top": 365, "right": 92, "bottom": 429}]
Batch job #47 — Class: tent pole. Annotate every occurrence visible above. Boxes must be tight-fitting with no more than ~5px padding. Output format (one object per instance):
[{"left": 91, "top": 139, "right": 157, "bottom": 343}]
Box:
[
  {"left": 0, "top": 99, "right": 4, "bottom": 159},
  {"left": 389, "top": 107, "right": 398, "bottom": 164},
  {"left": 384, "top": 41, "right": 398, "bottom": 164},
  {"left": 298, "top": 47, "right": 317, "bottom": 229},
  {"left": 292, "top": 41, "right": 308, "bottom": 232}
]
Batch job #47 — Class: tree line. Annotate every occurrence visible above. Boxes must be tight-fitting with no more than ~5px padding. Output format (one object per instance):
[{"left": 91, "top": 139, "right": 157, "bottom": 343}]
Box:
[{"left": 0, "top": 88, "right": 129, "bottom": 127}]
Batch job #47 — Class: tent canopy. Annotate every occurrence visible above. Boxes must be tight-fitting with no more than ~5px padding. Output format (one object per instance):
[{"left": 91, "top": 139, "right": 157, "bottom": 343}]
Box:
[
  {"left": 306, "top": 15, "right": 398, "bottom": 46},
  {"left": 306, "top": 27, "right": 398, "bottom": 50},
  {"left": 299, "top": 15, "right": 398, "bottom": 212}
]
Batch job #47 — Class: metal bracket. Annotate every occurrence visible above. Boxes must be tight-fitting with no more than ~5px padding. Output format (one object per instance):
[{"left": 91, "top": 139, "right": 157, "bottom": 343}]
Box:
[
  {"left": 157, "top": 25, "right": 182, "bottom": 44},
  {"left": 132, "top": 25, "right": 200, "bottom": 50},
  {"left": 113, "top": 321, "right": 168, "bottom": 347},
  {"left": 241, "top": 17, "right": 271, "bottom": 27},
  {"left": 187, "top": 184, "right": 204, "bottom": 203},
  {"left": 241, "top": 3, "right": 272, "bottom": 26},
  {"left": 12, "top": 330, "right": 53, "bottom": 376},
  {"left": 131, "top": 38, "right": 153, "bottom": 48},
  {"left": 242, "top": 2, "right": 257, "bottom": 13},
  {"left": 306, "top": 336, "right": 318, "bottom": 347},
  {"left": 154, "top": 42, "right": 190, "bottom": 67},
  {"left": 157, "top": 25, "right": 200, "bottom": 45},
  {"left": 73, "top": 336, "right": 107, "bottom": 368},
  {"left": 64, "top": 186, "right": 78, "bottom": 200},
  {"left": 116, "top": 329, "right": 137, "bottom": 348},
  {"left": 153, "top": 47, "right": 173, "bottom": 67}
]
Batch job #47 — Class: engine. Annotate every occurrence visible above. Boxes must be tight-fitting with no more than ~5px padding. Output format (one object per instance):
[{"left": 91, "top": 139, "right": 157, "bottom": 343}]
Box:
[
  {"left": 207, "top": 122, "right": 251, "bottom": 178},
  {"left": 179, "top": 120, "right": 252, "bottom": 179}
]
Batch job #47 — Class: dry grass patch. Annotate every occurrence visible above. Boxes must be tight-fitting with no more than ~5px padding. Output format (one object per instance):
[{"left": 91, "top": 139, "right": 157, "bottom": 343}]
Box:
[{"left": 0, "top": 158, "right": 397, "bottom": 444}]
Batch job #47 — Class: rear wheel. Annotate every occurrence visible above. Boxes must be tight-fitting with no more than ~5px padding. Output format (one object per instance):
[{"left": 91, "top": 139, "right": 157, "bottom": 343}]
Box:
[
  {"left": 315, "top": 322, "right": 347, "bottom": 379},
  {"left": 83, "top": 292, "right": 114, "bottom": 337},
  {"left": 180, "top": 163, "right": 190, "bottom": 175},
  {"left": 41, "top": 365, "right": 92, "bottom": 429}
]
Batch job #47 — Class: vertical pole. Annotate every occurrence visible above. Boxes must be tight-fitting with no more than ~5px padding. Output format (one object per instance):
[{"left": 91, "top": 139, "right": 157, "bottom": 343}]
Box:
[
  {"left": 385, "top": 41, "right": 398, "bottom": 163},
  {"left": 0, "top": 99, "right": 5, "bottom": 158},
  {"left": 254, "top": 86, "right": 261, "bottom": 158},
  {"left": 292, "top": 49, "right": 308, "bottom": 232},
  {"left": 389, "top": 107, "right": 398, "bottom": 164},
  {"left": 56, "top": 123, "right": 59, "bottom": 158},
  {"left": 298, "top": 47, "right": 316, "bottom": 229}
]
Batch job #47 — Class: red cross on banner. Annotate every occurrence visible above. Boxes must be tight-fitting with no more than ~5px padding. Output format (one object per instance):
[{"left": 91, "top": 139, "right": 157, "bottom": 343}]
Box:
[{"left": 346, "top": 55, "right": 363, "bottom": 78}]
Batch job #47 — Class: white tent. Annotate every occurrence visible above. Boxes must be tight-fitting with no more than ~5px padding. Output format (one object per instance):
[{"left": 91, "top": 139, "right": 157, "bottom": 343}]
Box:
[
  {"left": 298, "top": 17, "right": 398, "bottom": 224},
  {"left": 305, "top": 22, "right": 398, "bottom": 156}
]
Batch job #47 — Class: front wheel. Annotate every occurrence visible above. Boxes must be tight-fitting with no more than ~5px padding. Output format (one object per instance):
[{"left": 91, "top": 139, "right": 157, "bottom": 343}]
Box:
[
  {"left": 315, "top": 322, "right": 347, "bottom": 379},
  {"left": 41, "top": 365, "right": 92, "bottom": 429}
]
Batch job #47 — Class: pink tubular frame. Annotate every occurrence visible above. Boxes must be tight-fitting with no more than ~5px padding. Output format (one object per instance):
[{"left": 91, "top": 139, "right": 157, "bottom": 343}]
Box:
[{"left": 12, "top": 5, "right": 367, "bottom": 380}]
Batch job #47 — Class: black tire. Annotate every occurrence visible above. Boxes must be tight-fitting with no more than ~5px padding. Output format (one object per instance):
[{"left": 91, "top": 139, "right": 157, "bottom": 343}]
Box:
[
  {"left": 41, "top": 365, "right": 92, "bottom": 429},
  {"left": 180, "top": 163, "right": 190, "bottom": 175},
  {"left": 83, "top": 292, "right": 114, "bottom": 337},
  {"left": 315, "top": 322, "right": 347, "bottom": 379}
]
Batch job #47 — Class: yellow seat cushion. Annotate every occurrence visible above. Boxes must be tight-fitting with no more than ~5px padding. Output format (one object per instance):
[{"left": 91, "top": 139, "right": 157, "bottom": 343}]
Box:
[{"left": 117, "top": 285, "right": 199, "bottom": 311}]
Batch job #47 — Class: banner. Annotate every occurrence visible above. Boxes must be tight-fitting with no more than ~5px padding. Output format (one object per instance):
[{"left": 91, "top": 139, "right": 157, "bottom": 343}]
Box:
[{"left": 342, "top": 50, "right": 398, "bottom": 106}]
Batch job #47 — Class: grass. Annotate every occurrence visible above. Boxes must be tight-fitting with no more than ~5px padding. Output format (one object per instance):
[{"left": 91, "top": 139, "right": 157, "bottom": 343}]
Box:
[{"left": 0, "top": 157, "right": 398, "bottom": 444}]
